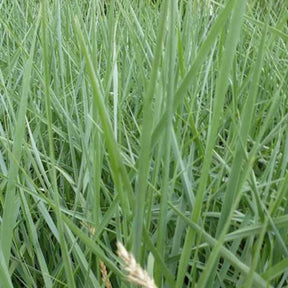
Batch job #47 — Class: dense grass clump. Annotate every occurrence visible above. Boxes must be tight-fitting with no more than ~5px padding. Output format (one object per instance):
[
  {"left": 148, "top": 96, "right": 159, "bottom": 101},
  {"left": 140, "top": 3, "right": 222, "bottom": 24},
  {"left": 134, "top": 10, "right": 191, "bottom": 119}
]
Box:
[{"left": 0, "top": 0, "right": 288, "bottom": 287}]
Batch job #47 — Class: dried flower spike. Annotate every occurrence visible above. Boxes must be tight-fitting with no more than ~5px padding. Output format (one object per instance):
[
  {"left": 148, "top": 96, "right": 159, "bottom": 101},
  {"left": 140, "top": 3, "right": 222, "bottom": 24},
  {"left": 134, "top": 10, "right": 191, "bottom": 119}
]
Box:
[
  {"left": 99, "top": 260, "right": 112, "bottom": 288},
  {"left": 117, "top": 242, "right": 158, "bottom": 288}
]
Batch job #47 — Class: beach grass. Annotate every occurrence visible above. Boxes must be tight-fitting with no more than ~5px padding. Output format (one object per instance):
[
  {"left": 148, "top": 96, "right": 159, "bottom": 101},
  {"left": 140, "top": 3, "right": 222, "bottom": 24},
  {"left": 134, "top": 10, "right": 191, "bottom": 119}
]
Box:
[{"left": 0, "top": 0, "right": 288, "bottom": 287}]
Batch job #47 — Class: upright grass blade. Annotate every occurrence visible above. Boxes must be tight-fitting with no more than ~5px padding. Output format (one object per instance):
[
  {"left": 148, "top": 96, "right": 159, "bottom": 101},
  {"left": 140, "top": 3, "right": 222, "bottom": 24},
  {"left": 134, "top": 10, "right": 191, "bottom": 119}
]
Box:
[
  {"left": 73, "top": 15, "right": 133, "bottom": 226},
  {"left": 20, "top": 191, "right": 53, "bottom": 288},
  {"left": 176, "top": 0, "right": 248, "bottom": 286},
  {"left": 0, "top": 6, "right": 40, "bottom": 272},
  {"left": 151, "top": 0, "right": 235, "bottom": 148},
  {"left": 41, "top": 1, "right": 76, "bottom": 287},
  {"left": 155, "top": 0, "right": 177, "bottom": 285},
  {"left": 131, "top": 0, "right": 169, "bottom": 261},
  {"left": 65, "top": 227, "right": 100, "bottom": 287},
  {"left": 195, "top": 65, "right": 284, "bottom": 288},
  {"left": 63, "top": 215, "right": 122, "bottom": 276},
  {"left": 143, "top": 227, "right": 175, "bottom": 286},
  {"left": 215, "top": 4, "right": 268, "bottom": 239},
  {"left": 170, "top": 203, "right": 272, "bottom": 288},
  {"left": 56, "top": 0, "right": 79, "bottom": 184},
  {"left": 220, "top": 18, "right": 269, "bottom": 288},
  {"left": 0, "top": 250, "right": 13, "bottom": 288},
  {"left": 0, "top": 1, "right": 287, "bottom": 287}
]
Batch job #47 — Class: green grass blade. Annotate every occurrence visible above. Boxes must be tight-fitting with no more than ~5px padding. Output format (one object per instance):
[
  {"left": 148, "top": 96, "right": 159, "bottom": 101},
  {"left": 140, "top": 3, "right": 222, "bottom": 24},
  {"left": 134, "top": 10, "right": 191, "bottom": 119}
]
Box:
[
  {"left": 0, "top": 10, "right": 40, "bottom": 267},
  {"left": 20, "top": 191, "right": 53, "bottom": 288},
  {"left": 0, "top": 249, "right": 13, "bottom": 288},
  {"left": 132, "top": 0, "right": 169, "bottom": 261},
  {"left": 41, "top": 1, "right": 76, "bottom": 287},
  {"left": 176, "top": 0, "right": 249, "bottom": 285},
  {"left": 170, "top": 203, "right": 272, "bottom": 288},
  {"left": 216, "top": 4, "right": 268, "bottom": 238},
  {"left": 73, "top": 15, "right": 133, "bottom": 225},
  {"left": 155, "top": 1, "right": 177, "bottom": 285},
  {"left": 152, "top": 0, "right": 235, "bottom": 146}
]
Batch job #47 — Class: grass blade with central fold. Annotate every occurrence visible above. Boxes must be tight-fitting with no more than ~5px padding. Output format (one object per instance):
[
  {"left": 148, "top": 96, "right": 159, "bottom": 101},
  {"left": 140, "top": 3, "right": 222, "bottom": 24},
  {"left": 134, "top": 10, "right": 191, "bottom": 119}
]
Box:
[
  {"left": 176, "top": 0, "right": 248, "bottom": 286},
  {"left": 131, "top": 0, "right": 169, "bottom": 261},
  {"left": 0, "top": 7, "right": 40, "bottom": 278},
  {"left": 73, "top": 14, "right": 134, "bottom": 231},
  {"left": 151, "top": 0, "right": 236, "bottom": 148},
  {"left": 41, "top": 1, "right": 76, "bottom": 287},
  {"left": 155, "top": 0, "right": 177, "bottom": 285}
]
